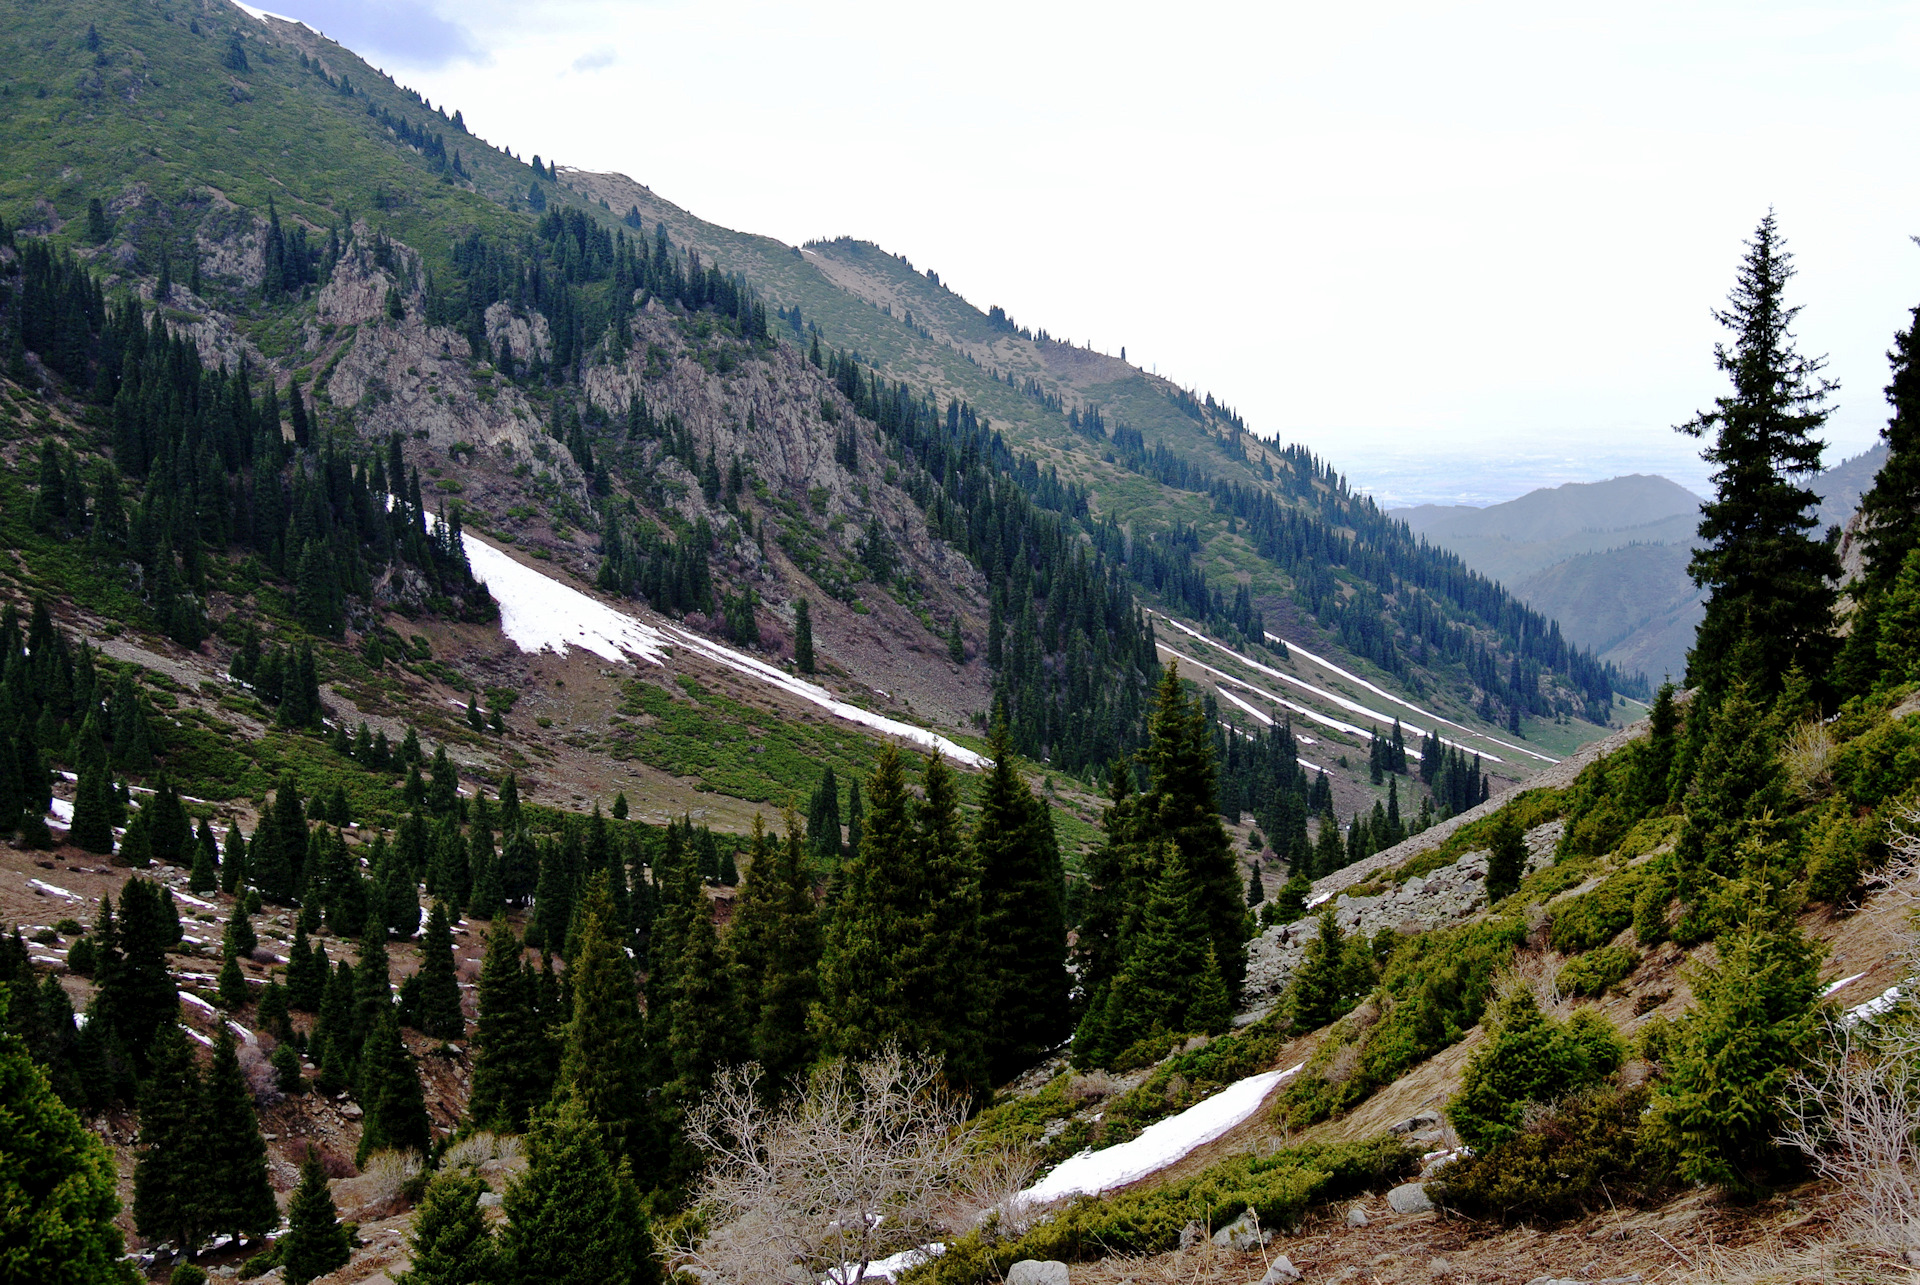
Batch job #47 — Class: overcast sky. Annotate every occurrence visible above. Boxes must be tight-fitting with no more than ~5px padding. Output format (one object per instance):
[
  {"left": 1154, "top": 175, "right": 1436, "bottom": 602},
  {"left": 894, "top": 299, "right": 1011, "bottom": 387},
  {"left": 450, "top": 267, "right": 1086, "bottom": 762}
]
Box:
[{"left": 253, "top": 0, "right": 1920, "bottom": 505}]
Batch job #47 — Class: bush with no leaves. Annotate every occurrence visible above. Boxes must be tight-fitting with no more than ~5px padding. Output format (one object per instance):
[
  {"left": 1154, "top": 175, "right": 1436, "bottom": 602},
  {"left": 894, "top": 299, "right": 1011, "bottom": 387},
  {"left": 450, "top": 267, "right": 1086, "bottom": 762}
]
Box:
[{"left": 676, "top": 1046, "right": 991, "bottom": 1285}]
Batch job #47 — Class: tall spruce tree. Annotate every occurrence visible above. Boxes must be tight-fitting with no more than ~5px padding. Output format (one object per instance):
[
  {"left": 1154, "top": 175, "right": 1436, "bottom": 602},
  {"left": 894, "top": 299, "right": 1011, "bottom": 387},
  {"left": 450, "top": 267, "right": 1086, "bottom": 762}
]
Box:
[
  {"left": 1855, "top": 290, "right": 1920, "bottom": 597},
  {"left": 398, "top": 1170, "right": 497, "bottom": 1285},
  {"left": 201, "top": 1028, "right": 278, "bottom": 1242},
  {"left": 726, "top": 813, "right": 820, "bottom": 1095},
  {"left": 813, "top": 746, "right": 916, "bottom": 1063},
  {"left": 466, "top": 923, "right": 547, "bottom": 1133},
  {"left": 557, "top": 873, "right": 647, "bottom": 1159},
  {"left": 281, "top": 1147, "right": 352, "bottom": 1285},
  {"left": 498, "top": 1093, "right": 661, "bottom": 1285},
  {"left": 356, "top": 1008, "right": 430, "bottom": 1164},
  {"left": 132, "top": 1022, "right": 207, "bottom": 1253},
  {"left": 417, "top": 901, "right": 464, "bottom": 1039},
  {"left": 794, "top": 597, "right": 815, "bottom": 674},
  {"left": 972, "top": 717, "right": 1068, "bottom": 1083},
  {"left": 1677, "top": 212, "right": 1839, "bottom": 697}
]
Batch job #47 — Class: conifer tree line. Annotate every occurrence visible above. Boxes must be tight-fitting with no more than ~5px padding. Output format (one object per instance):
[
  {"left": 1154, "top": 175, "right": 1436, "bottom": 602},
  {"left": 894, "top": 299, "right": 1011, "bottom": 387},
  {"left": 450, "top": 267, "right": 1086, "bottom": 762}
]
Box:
[
  {"left": 0, "top": 226, "right": 495, "bottom": 645},
  {"left": 448, "top": 214, "right": 770, "bottom": 381},
  {"left": 1071, "top": 666, "right": 1248, "bottom": 1066},
  {"left": 1095, "top": 422, "right": 1636, "bottom": 720}
]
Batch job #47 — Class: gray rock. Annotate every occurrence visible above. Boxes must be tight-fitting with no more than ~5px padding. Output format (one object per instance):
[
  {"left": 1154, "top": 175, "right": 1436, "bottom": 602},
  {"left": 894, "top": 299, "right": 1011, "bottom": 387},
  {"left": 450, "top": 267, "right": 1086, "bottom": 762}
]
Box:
[
  {"left": 1391, "top": 1111, "right": 1442, "bottom": 1135},
  {"left": 1429, "top": 1258, "right": 1452, "bottom": 1277},
  {"left": 478, "top": 1191, "right": 502, "bottom": 1207},
  {"left": 1178, "top": 1220, "right": 1206, "bottom": 1249},
  {"left": 1386, "top": 1182, "right": 1433, "bottom": 1214},
  {"left": 1345, "top": 1204, "right": 1369, "bottom": 1228},
  {"left": 1259, "top": 1256, "right": 1303, "bottom": 1284},
  {"left": 1006, "top": 1262, "right": 1070, "bottom": 1285},
  {"left": 1210, "top": 1209, "right": 1273, "bottom": 1252}
]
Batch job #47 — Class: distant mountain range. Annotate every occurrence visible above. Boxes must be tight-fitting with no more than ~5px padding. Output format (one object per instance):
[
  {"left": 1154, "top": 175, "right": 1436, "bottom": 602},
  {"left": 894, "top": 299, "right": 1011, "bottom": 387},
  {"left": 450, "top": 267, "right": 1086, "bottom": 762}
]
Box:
[{"left": 1391, "top": 443, "right": 1889, "bottom": 685}]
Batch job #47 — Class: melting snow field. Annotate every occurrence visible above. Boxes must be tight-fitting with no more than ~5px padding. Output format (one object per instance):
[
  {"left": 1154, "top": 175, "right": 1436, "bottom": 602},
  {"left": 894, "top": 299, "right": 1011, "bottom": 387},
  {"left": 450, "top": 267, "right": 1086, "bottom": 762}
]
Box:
[
  {"left": 458, "top": 533, "right": 987, "bottom": 769},
  {"left": 1019, "top": 1064, "right": 1302, "bottom": 1204}
]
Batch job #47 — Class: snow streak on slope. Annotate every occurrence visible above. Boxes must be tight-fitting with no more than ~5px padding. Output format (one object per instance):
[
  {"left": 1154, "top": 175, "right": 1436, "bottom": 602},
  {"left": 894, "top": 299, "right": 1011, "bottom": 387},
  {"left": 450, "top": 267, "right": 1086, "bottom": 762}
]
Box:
[
  {"left": 1019, "top": 1065, "right": 1302, "bottom": 1203},
  {"left": 459, "top": 533, "right": 988, "bottom": 768},
  {"left": 1213, "top": 685, "right": 1330, "bottom": 774},
  {"left": 1154, "top": 613, "right": 1553, "bottom": 765}
]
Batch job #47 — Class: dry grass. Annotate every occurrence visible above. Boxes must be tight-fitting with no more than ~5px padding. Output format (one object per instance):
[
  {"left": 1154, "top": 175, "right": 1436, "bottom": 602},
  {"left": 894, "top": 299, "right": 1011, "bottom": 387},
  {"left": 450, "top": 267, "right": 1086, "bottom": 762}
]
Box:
[{"left": 1780, "top": 719, "right": 1836, "bottom": 801}]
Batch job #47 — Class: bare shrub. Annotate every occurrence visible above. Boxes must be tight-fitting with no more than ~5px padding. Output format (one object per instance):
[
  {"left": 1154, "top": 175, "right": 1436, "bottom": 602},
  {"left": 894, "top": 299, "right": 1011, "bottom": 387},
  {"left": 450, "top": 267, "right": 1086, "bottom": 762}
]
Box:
[
  {"left": 361, "top": 1149, "right": 424, "bottom": 1205},
  {"left": 1780, "top": 1018, "right": 1920, "bottom": 1252},
  {"left": 1781, "top": 719, "right": 1835, "bottom": 800},
  {"left": 237, "top": 1042, "right": 280, "bottom": 1107},
  {"left": 317, "top": 1146, "right": 357, "bottom": 1180},
  {"left": 1068, "top": 1069, "right": 1120, "bottom": 1101},
  {"left": 675, "top": 1046, "right": 995, "bottom": 1285},
  {"left": 442, "top": 1130, "right": 521, "bottom": 1169}
]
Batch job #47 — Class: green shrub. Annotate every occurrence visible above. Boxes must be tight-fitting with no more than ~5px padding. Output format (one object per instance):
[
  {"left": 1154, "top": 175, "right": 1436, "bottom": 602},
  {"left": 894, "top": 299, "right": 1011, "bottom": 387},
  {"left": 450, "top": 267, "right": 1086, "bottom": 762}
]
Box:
[
  {"left": 1632, "top": 860, "right": 1680, "bottom": 945},
  {"left": 908, "top": 1136, "right": 1416, "bottom": 1284},
  {"left": 1437, "top": 1084, "right": 1660, "bottom": 1222},
  {"left": 1549, "top": 869, "right": 1645, "bottom": 953},
  {"left": 1556, "top": 945, "right": 1638, "bottom": 998},
  {"left": 1278, "top": 917, "right": 1525, "bottom": 1128},
  {"left": 1802, "top": 806, "right": 1869, "bottom": 904},
  {"left": 1447, "top": 992, "right": 1625, "bottom": 1151},
  {"left": 1830, "top": 715, "right": 1920, "bottom": 809},
  {"left": 169, "top": 1266, "right": 211, "bottom": 1285}
]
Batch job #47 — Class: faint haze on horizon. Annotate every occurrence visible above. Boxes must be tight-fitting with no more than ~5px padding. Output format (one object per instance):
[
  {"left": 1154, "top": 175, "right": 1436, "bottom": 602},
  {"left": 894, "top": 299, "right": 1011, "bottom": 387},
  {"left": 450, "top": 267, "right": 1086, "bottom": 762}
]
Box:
[{"left": 256, "top": 0, "right": 1920, "bottom": 507}]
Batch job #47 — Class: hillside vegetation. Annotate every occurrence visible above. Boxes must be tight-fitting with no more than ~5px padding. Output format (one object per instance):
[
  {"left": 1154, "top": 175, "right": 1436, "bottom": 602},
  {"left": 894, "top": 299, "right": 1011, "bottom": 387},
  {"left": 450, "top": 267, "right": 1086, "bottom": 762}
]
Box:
[{"left": 1, "top": 4, "right": 1918, "bottom": 1285}]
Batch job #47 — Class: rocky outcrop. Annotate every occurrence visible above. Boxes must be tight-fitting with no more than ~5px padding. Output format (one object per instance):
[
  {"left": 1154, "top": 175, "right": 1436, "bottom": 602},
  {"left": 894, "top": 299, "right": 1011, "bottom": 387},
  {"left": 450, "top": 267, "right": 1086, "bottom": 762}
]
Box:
[{"left": 1243, "top": 821, "right": 1563, "bottom": 1002}]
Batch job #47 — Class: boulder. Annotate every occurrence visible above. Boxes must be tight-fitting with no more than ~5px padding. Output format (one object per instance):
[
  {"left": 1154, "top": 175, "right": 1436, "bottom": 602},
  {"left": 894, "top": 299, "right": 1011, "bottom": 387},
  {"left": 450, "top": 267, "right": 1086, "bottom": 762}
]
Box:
[
  {"left": 1345, "top": 1204, "right": 1369, "bottom": 1228},
  {"left": 1178, "top": 1220, "right": 1206, "bottom": 1249},
  {"left": 1386, "top": 1182, "right": 1433, "bottom": 1214},
  {"left": 1260, "top": 1256, "right": 1303, "bottom": 1284},
  {"left": 1210, "top": 1209, "right": 1273, "bottom": 1252},
  {"left": 1391, "top": 1111, "right": 1442, "bottom": 1135},
  {"left": 1006, "top": 1262, "right": 1070, "bottom": 1285}
]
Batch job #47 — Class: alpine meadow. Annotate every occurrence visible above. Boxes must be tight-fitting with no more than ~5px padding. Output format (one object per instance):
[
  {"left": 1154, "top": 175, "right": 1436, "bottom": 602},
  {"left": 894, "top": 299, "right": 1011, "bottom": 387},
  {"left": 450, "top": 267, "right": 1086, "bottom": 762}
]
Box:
[{"left": 2, "top": 3, "right": 1920, "bottom": 1284}]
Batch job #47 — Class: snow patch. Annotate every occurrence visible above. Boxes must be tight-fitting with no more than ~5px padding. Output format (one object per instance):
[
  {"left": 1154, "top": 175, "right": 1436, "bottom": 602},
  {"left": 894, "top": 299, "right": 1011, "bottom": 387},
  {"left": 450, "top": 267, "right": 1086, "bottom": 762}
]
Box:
[
  {"left": 179, "top": 991, "right": 219, "bottom": 1015},
  {"left": 459, "top": 531, "right": 988, "bottom": 768},
  {"left": 835, "top": 1243, "right": 946, "bottom": 1282},
  {"left": 27, "top": 878, "right": 82, "bottom": 901},
  {"left": 1845, "top": 983, "right": 1907, "bottom": 1026},
  {"left": 184, "top": 1027, "right": 214, "bottom": 1048},
  {"left": 1821, "top": 971, "right": 1868, "bottom": 998},
  {"left": 174, "top": 891, "right": 217, "bottom": 910},
  {"left": 1020, "top": 1064, "right": 1302, "bottom": 1203},
  {"left": 230, "top": 1, "right": 305, "bottom": 25},
  {"left": 48, "top": 798, "right": 74, "bottom": 824}
]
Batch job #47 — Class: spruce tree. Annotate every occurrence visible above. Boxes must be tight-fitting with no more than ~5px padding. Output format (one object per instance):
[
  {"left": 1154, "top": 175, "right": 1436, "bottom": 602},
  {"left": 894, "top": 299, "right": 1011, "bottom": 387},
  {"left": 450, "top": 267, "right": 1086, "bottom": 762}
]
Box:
[
  {"left": 1246, "top": 860, "right": 1265, "bottom": 906},
  {"left": 202, "top": 1028, "right": 278, "bottom": 1242},
  {"left": 467, "top": 924, "right": 545, "bottom": 1132},
  {"left": 559, "top": 873, "right": 647, "bottom": 1158},
  {"left": 418, "top": 901, "right": 464, "bottom": 1039},
  {"left": 498, "top": 1093, "right": 661, "bottom": 1285},
  {"left": 68, "top": 759, "right": 115, "bottom": 854},
  {"left": 1677, "top": 212, "right": 1839, "bottom": 696},
  {"left": 218, "top": 953, "right": 248, "bottom": 1010},
  {"left": 814, "top": 746, "right": 916, "bottom": 1062},
  {"left": 727, "top": 813, "right": 821, "bottom": 1096},
  {"left": 354, "top": 921, "right": 394, "bottom": 1051},
  {"left": 281, "top": 1147, "right": 351, "bottom": 1285},
  {"left": 1856, "top": 292, "right": 1920, "bottom": 597},
  {"left": 1648, "top": 922, "right": 1822, "bottom": 1193},
  {"left": 189, "top": 820, "right": 219, "bottom": 893},
  {"left": 356, "top": 1008, "right": 430, "bottom": 1164},
  {"left": 224, "top": 897, "right": 257, "bottom": 960},
  {"left": 132, "top": 1022, "right": 207, "bottom": 1253},
  {"left": 1272, "top": 863, "right": 1311, "bottom": 923},
  {"left": 398, "top": 1170, "right": 497, "bottom": 1285},
  {"left": 1484, "top": 812, "right": 1527, "bottom": 902},
  {"left": 794, "top": 596, "right": 815, "bottom": 673},
  {"left": 972, "top": 717, "right": 1068, "bottom": 1083},
  {"left": 97, "top": 879, "right": 178, "bottom": 1071},
  {"left": 1097, "top": 841, "right": 1234, "bottom": 1051},
  {"left": 312, "top": 960, "right": 356, "bottom": 1094},
  {"left": 0, "top": 992, "right": 140, "bottom": 1284},
  {"left": 668, "top": 879, "right": 739, "bottom": 1108}
]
